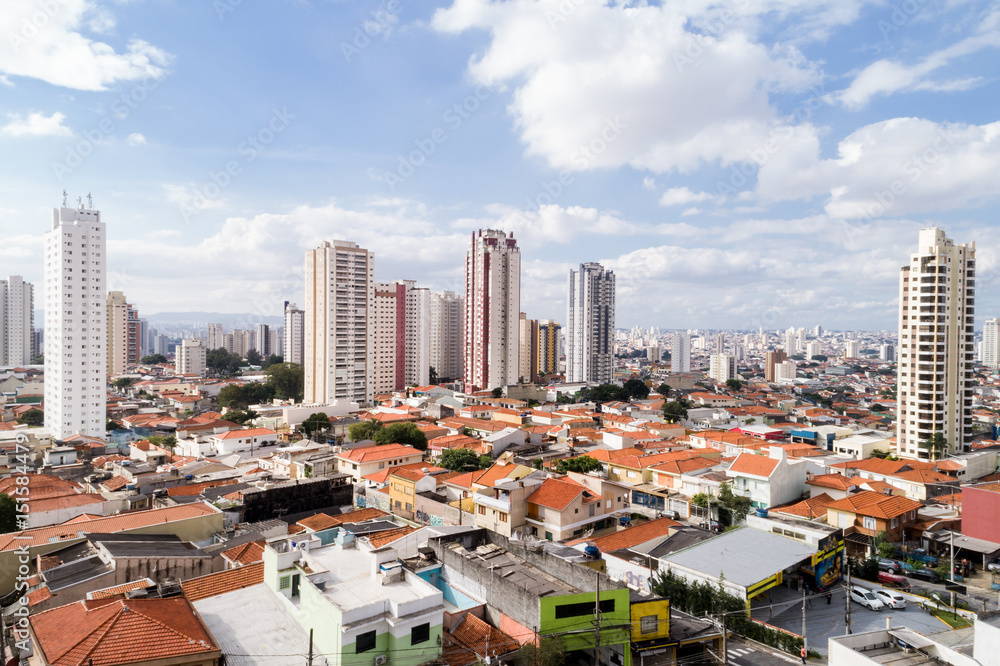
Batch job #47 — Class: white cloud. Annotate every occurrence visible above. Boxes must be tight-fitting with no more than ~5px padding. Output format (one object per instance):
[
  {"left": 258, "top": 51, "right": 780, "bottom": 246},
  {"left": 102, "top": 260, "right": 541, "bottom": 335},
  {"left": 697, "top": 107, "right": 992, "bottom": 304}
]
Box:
[
  {"left": 1, "top": 111, "right": 71, "bottom": 137},
  {"left": 0, "top": 0, "right": 171, "bottom": 91},
  {"left": 432, "top": 0, "right": 845, "bottom": 173},
  {"left": 835, "top": 28, "right": 1000, "bottom": 109},
  {"left": 659, "top": 187, "right": 717, "bottom": 207},
  {"left": 127, "top": 132, "right": 146, "bottom": 146}
]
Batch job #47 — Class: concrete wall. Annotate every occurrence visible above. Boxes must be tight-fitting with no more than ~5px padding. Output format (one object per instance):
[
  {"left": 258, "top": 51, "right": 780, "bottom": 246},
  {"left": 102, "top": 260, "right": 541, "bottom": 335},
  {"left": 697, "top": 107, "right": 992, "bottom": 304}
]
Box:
[{"left": 242, "top": 477, "right": 352, "bottom": 523}]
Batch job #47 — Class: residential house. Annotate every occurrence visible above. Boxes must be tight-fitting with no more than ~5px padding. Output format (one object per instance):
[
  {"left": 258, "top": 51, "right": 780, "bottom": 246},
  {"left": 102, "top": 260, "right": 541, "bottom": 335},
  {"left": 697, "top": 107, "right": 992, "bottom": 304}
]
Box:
[
  {"left": 525, "top": 476, "right": 625, "bottom": 541},
  {"left": 726, "top": 447, "right": 808, "bottom": 509},
  {"left": 336, "top": 444, "right": 425, "bottom": 484},
  {"left": 825, "top": 490, "right": 923, "bottom": 552},
  {"left": 473, "top": 473, "right": 545, "bottom": 537},
  {"left": 209, "top": 427, "right": 279, "bottom": 455}
]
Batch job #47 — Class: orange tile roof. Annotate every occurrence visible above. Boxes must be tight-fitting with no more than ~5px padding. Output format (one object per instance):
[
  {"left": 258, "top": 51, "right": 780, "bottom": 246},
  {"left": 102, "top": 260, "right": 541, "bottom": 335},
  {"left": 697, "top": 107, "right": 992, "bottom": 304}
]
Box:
[
  {"left": 825, "top": 491, "right": 923, "bottom": 519},
  {"left": 26, "top": 585, "right": 53, "bottom": 607},
  {"left": 526, "top": 477, "right": 593, "bottom": 510},
  {"left": 181, "top": 561, "right": 265, "bottom": 602},
  {"left": 89, "top": 580, "right": 153, "bottom": 600},
  {"left": 337, "top": 444, "right": 424, "bottom": 463},
  {"left": 212, "top": 427, "right": 277, "bottom": 440},
  {"left": 364, "top": 525, "right": 416, "bottom": 548},
  {"left": 221, "top": 540, "right": 265, "bottom": 566},
  {"left": 29, "top": 597, "right": 218, "bottom": 666},
  {"left": 101, "top": 475, "right": 130, "bottom": 491},
  {"left": 728, "top": 452, "right": 780, "bottom": 478},
  {"left": 771, "top": 493, "right": 837, "bottom": 520},
  {"left": 296, "top": 507, "right": 388, "bottom": 532},
  {"left": 0, "top": 503, "right": 220, "bottom": 552},
  {"left": 565, "top": 516, "right": 680, "bottom": 550},
  {"left": 166, "top": 478, "right": 240, "bottom": 497},
  {"left": 651, "top": 457, "right": 718, "bottom": 476},
  {"left": 449, "top": 612, "right": 520, "bottom": 660},
  {"left": 807, "top": 473, "right": 858, "bottom": 491}
]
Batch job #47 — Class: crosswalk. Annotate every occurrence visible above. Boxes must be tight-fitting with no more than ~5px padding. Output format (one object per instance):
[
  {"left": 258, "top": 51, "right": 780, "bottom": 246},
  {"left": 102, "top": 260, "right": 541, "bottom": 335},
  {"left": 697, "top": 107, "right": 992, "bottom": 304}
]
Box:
[{"left": 726, "top": 643, "right": 803, "bottom": 665}]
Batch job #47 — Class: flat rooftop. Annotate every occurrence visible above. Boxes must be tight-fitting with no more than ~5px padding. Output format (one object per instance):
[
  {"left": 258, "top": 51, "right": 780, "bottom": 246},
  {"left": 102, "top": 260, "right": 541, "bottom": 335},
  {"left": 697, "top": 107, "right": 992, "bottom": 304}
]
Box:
[
  {"left": 661, "top": 525, "right": 816, "bottom": 589},
  {"left": 303, "top": 543, "right": 441, "bottom": 613}
]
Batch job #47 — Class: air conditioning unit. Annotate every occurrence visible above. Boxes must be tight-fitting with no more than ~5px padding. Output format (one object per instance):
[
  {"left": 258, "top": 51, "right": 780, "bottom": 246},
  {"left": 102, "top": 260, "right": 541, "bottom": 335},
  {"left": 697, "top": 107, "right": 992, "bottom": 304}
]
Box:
[{"left": 374, "top": 655, "right": 387, "bottom": 665}]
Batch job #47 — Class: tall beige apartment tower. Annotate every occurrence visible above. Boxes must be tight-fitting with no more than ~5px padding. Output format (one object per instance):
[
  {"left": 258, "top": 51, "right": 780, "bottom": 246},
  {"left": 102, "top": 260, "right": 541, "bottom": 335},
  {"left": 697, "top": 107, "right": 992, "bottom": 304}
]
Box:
[
  {"left": 0, "top": 276, "right": 33, "bottom": 367},
  {"left": 464, "top": 230, "right": 520, "bottom": 393},
  {"left": 44, "top": 203, "right": 106, "bottom": 440},
  {"left": 896, "top": 227, "right": 975, "bottom": 460},
  {"left": 303, "top": 240, "right": 375, "bottom": 405}
]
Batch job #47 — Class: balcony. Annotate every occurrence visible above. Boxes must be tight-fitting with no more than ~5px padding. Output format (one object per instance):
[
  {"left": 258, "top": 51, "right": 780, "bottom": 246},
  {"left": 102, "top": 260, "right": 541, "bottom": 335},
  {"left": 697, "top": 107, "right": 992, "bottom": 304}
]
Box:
[{"left": 475, "top": 492, "right": 511, "bottom": 512}]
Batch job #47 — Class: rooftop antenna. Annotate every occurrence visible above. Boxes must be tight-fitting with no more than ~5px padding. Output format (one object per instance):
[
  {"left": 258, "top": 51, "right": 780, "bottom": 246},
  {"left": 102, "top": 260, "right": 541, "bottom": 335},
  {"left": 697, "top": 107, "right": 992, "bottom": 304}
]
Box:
[
  {"left": 61, "top": 190, "right": 68, "bottom": 207},
  {"left": 77, "top": 196, "right": 82, "bottom": 208},
  {"left": 87, "top": 192, "right": 93, "bottom": 209}
]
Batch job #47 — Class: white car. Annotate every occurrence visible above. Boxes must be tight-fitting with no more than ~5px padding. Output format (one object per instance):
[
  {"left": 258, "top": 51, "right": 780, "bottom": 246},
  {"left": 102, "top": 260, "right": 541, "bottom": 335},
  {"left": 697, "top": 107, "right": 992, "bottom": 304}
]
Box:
[
  {"left": 874, "top": 589, "right": 907, "bottom": 609},
  {"left": 850, "top": 586, "right": 885, "bottom": 611}
]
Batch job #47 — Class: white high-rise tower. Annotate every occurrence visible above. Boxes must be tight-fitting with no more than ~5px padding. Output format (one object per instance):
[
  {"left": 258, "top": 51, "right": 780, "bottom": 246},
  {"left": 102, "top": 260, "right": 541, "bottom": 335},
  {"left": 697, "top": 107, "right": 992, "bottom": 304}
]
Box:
[
  {"left": 304, "top": 240, "right": 375, "bottom": 405},
  {"left": 429, "top": 291, "right": 463, "bottom": 382},
  {"left": 566, "top": 262, "right": 615, "bottom": 384},
  {"left": 44, "top": 202, "right": 106, "bottom": 440},
  {"left": 983, "top": 318, "right": 1000, "bottom": 370},
  {"left": 283, "top": 302, "right": 305, "bottom": 365},
  {"left": 464, "top": 230, "right": 520, "bottom": 393},
  {"left": 0, "top": 276, "right": 34, "bottom": 367},
  {"left": 897, "top": 227, "right": 975, "bottom": 460},
  {"left": 671, "top": 332, "right": 691, "bottom": 372}
]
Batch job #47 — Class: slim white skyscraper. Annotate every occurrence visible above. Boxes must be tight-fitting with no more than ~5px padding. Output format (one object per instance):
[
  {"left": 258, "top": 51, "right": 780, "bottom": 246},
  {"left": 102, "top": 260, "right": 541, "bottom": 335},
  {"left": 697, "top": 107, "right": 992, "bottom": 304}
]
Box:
[
  {"left": 709, "top": 353, "right": 736, "bottom": 383},
  {"left": 671, "top": 332, "right": 691, "bottom": 372},
  {"left": 0, "top": 276, "right": 34, "bottom": 367},
  {"left": 464, "top": 230, "right": 520, "bottom": 393},
  {"left": 207, "top": 323, "right": 224, "bottom": 350},
  {"left": 44, "top": 202, "right": 106, "bottom": 440},
  {"left": 983, "top": 318, "right": 1000, "bottom": 370},
  {"left": 897, "top": 227, "right": 975, "bottom": 460},
  {"left": 255, "top": 324, "right": 271, "bottom": 356},
  {"left": 429, "top": 291, "right": 463, "bottom": 382},
  {"left": 566, "top": 262, "right": 616, "bottom": 384},
  {"left": 304, "top": 240, "right": 375, "bottom": 405},
  {"left": 176, "top": 339, "right": 207, "bottom": 376},
  {"left": 283, "top": 302, "right": 304, "bottom": 365}
]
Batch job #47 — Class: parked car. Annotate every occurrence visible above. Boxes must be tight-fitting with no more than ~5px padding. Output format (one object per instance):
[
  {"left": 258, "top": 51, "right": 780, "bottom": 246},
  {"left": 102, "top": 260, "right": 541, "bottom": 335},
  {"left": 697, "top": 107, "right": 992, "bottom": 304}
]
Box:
[
  {"left": 878, "top": 559, "right": 903, "bottom": 574},
  {"left": 699, "top": 520, "right": 723, "bottom": 532},
  {"left": 908, "top": 568, "right": 939, "bottom": 583},
  {"left": 874, "top": 589, "right": 907, "bottom": 609},
  {"left": 878, "top": 571, "right": 911, "bottom": 590},
  {"left": 987, "top": 558, "right": 1000, "bottom": 573},
  {"left": 661, "top": 510, "right": 681, "bottom": 521},
  {"left": 850, "top": 586, "right": 885, "bottom": 611}
]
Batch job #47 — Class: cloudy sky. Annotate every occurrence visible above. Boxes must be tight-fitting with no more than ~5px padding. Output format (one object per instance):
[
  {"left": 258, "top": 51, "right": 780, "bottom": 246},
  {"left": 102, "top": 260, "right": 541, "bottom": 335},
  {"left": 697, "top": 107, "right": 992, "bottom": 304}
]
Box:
[{"left": 1, "top": 0, "right": 998, "bottom": 330}]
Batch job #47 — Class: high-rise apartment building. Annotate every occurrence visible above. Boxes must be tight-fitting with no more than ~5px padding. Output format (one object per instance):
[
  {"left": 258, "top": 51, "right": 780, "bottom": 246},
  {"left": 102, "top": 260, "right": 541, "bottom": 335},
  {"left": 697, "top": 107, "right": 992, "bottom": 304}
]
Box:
[
  {"left": 538, "top": 319, "right": 561, "bottom": 376},
  {"left": 373, "top": 280, "right": 430, "bottom": 393},
  {"left": 106, "top": 291, "right": 140, "bottom": 375},
  {"left": 897, "top": 227, "right": 975, "bottom": 460},
  {"left": 805, "top": 340, "right": 822, "bottom": 360},
  {"left": 714, "top": 332, "right": 724, "bottom": 355},
  {"left": 44, "top": 203, "right": 106, "bottom": 440},
  {"left": 566, "top": 262, "right": 615, "bottom": 384},
  {"left": 429, "top": 291, "right": 463, "bottom": 383},
  {"left": 207, "top": 323, "right": 224, "bottom": 350},
  {"left": 176, "top": 338, "right": 206, "bottom": 376},
  {"left": 0, "top": 276, "right": 34, "bottom": 367},
  {"left": 256, "top": 324, "right": 271, "bottom": 356},
  {"left": 708, "top": 353, "right": 736, "bottom": 383},
  {"left": 284, "top": 302, "right": 304, "bottom": 365},
  {"left": 844, "top": 340, "right": 860, "bottom": 359},
  {"left": 774, "top": 359, "right": 797, "bottom": 382},
  {"left": 983, "top": 318, "right": 1000, "bottom": 369},
  {"left": 671, "top": 332, "right": 691, "bottom": 373},
  {"left": 784, "top": 329, "right": 798, "bottom": 355},
  {"left": 518, "top": 313, "right": 539, "bottom": 384},
  {"left": 879, "top": 344, "right": 896, "bottom": 363},
  {"left": 304, "top": 240, "right": 375, "bottom": 405},
  {"left": 764, "top": 349, "right": 786, "bottom": 382},
  {"left": 464, "top": 230, "right": 520, "bottom": 393},
  {"left": 269, "top": 329, "right": 283, "bottom": 358}
]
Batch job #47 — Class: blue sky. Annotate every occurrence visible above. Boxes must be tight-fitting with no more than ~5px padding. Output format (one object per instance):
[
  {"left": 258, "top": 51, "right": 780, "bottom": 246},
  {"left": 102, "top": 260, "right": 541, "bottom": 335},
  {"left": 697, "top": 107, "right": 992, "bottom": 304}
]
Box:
[{"left": 1, "top": 0, "right": 999, "bottom": 330}]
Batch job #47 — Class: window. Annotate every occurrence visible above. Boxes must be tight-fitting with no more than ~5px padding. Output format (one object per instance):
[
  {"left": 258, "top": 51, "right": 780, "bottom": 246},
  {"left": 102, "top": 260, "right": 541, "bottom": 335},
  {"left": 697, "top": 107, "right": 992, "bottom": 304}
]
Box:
[
  {"left": 411, "top": 623, "right": 430, "bottom": 645},
  {"left": 863, "top": 516, "right": 877, "bottom": 530},
  {"left": 356, "top": 630, "right": 377, "bottom": 653},
  {"left": 499, "top": 513, "right": 508, "bottom": 522},
  {"left": 478, "top": 505, "right": 486, "bottom": 515},
  {"left": 890, "top": 517, "right": 899, "bottom": 528},
  {"left": 555, "top": 599, "right": 615, "bottom": 619},
  {"left": 279, "top": 575, "right": 291, "bottom": 590},
  {"left": 641, "top": 615, "right": 658, "bottom": 634}
]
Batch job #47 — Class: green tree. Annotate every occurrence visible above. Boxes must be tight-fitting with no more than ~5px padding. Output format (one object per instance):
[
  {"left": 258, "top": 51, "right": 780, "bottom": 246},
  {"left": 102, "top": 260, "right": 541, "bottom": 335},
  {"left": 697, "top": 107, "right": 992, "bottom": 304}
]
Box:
[
  {"left": 348, "top": 418, "right": 383, "bottom": 442},
  {"left": 662, "top": 398, "right": 692, "bottom": 423},
  {"left": 583, "top": 383, "right": 630, "bottom": 402},
  {"left": 429, "top": 366, "right": 438, "bottom": 385},
  {"left": 245, "top": 349, "right": 263, "bottom": 366},
  {"left": 140, "top": 353, "right": 167, "bottom": 364},
  {"left": 718, "top": 482, "right": 752, "bottom": 525},
  {"left": 492, "top": 387, "right": 503, "bottom": 398},
  {"left": 478, "top": 454, "right": 493, "bottom": 469},
  {"left": 690, "top": 493, "right": 709, "bottom": 508},
  {"left": 811, "top": 354, "right": 828, "bottom": 362},
  {"left": 874, "top": 531, "right": 895, "bottom": 559},
  {"left": 147, "top": 434, "right": 177, "bottom": 449},
  {"left": 225, "top": 409, "right": 258, "bottom": 425},
  {"left": 260, "top": 354, "right": 283, "bottom": 370},
  {"left": 206, "top": 348, "right": 243, "bottom": 375},
  {"left": 513, "top": 636, "right": 565, "bottom": 666},
  {"left": 265, "top": 363, "right": 304, "bottom": 401},
  {"left": 555, "top": 455, "right": 602, "bottom": 474},
  {"left": 30, "top": 354, "right": 43, "bottom": 365},
  {"left": 218, "top": 385, "right": 249, "bottom": 410},
  {"left": 0, "top": 495, "right": 17, "bottom": 534},
  {"left": 870, "top": 403, "right": 887, "bottom": 413},
  {"left": 623, "top": 378, "right": 650, "bottom": 400},
  {"left": 302, "top": 412, "right": 332, "bottom": 438},
  {"left": 533, "top": 457, "right": 544, "bottom": 469},
  {"left": 920, "top": 432, "right": 949, "bottom": 461},
  {"left": 725, "top": 379, "right": 743, "bottom": 392},
  {"left": 556, "top": 394, "right": 574, "bottom": 404},
  {"left": 440, "top": 448, "right": 481, "bottom": 471},
  {"left": 16, "top": 408, "right": 44, "bottom": 426},
  {"left": 374, "top": 422, "right": 428, "bottom": 450},
  {"left": 112, "top": 377, "right": 134, "bottom": 390},
  {"left": 656, "top": 383, "right": 671, "bottom": 396}
]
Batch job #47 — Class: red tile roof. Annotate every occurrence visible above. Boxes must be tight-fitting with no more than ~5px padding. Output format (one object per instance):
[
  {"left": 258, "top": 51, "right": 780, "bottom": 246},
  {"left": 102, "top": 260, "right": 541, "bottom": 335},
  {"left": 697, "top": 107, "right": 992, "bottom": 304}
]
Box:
[
  {"left": 89, "top": 580, "right": 154, "bottom": 600},
  {"left": 212, "top": 427, "right": 277, "bottom": 440},
  {"left": 728, "top": 452, "right": 780, "bottom": 478},
  {"left": 565, "top": 517, "right": 680, "bottom": 550},
  {"left": 364, "top": 525, "right": 416, "bottom": 548},
  {"left": 825, "top": 491, "right": 923, "bottom": 519},
  {"left": 771, "top": 493, "right": 837, "bottom": 519},
  {"left": 296, "top": 507, "right": 388, "bottom": 532},
  {"left": 449, "top": 613, "right": 520, "bottom": 659},
  {"left": 337, "top": 444, "right": 424, "bottom": 463},
  {"left": 221, "top": 540, "right": 265, "bottom": 566},
  {"left": 807, "top": 473, "right": 858, "bottom": 491},
  {"left": 29, "top": 597, "right": 219, "bottom": 666},
  {"left": 526, "top": 477, "right": 593, "bottom": 510},
  {"left": 181, "top": 561, "right": 265, "bottom": 602}
]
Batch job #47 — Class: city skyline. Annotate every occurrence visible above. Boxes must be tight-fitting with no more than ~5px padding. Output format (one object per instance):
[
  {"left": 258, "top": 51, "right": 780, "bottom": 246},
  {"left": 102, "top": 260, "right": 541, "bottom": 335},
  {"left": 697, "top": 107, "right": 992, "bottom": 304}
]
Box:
[{"left": 1, "top": 2, "right": 999, "bottom": 329}]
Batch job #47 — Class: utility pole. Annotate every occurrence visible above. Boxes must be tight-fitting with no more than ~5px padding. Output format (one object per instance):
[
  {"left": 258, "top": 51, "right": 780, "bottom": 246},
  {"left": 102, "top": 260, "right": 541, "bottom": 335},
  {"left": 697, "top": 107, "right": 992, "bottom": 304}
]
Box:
[
  {"left": 594, "top": 569, "right": 601, "bottom": 666},
  {"left": 721, "top": 612, "right": 728, "bottom": 666},
  {"left": 308, "top": 628, "right": 313, "bottom": 666},
  {"left": 845, "top": 561, "right": 852, "bottom": 635},
  {"left": 801, "top": 586, "right": 807, "bottom": 655},
  {"left": 951, "top": 530, "right": 957, "bottom": 613}
]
